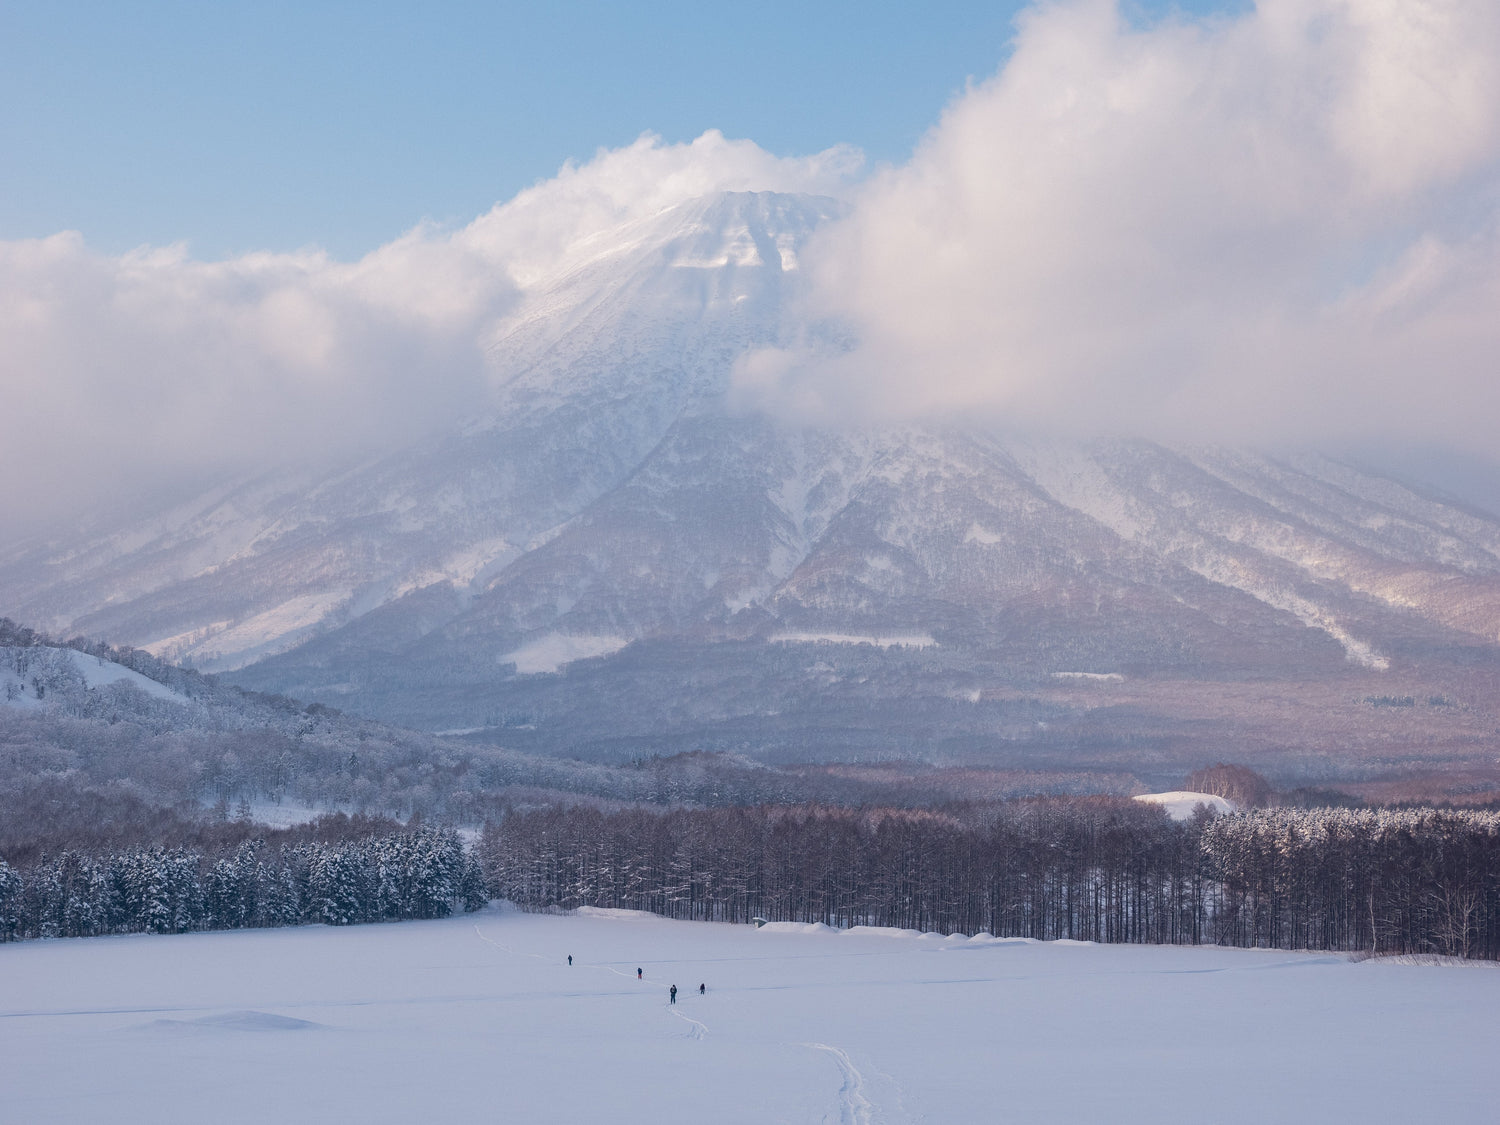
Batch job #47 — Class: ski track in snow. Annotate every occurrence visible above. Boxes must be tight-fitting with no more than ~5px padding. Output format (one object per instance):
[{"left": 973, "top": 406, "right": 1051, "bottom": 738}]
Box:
[
  {"left": 804, "top": 1042, "right": 875, "bottom": 1125},
  {"left": 670, "top": 1007, "right": 708, "bottom": 1039},
  {"left": 475, "top": 923, "right": 709, "bottom": 1039}
]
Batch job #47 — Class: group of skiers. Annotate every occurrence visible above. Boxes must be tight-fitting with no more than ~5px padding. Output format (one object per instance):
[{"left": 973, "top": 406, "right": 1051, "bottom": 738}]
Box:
[
  {"left": 667, "top": 983, "right": 705, "bottom": 1003},
  {"left": 566, "top": 956, "right": 704, "bottom": 1003}
]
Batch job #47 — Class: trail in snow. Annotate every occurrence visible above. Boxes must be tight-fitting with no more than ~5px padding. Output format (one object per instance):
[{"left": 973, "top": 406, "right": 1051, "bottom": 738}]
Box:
[
  {"left": 670, "top": 1007, "right": 708, "bottom": 1039},
  {"left": 803, "top": 1042, "right": 875, "bottom": 1125},
  {"left": 473, "top": 924, "right": 546, "bottom": 963},
  {"left": 474, "top": 923, "right": 709, "bottom": 1040}
]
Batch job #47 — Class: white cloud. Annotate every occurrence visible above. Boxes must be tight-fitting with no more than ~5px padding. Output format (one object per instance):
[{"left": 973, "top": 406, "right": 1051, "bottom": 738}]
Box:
[
  {"left": 462, "top": 129, "right": 861, "bottom": 289},
  {"left": 0, "top": 230, "right": 509, "bottom": 533},
  {"left": 0, "top": 132, "right": 859, "bottom": 532},
  {"left": 10, "top": 3, "right": 1500, "bottom": 538},
  {"left": 736, "top": 0, "right": 1500, "bottom": 458}
]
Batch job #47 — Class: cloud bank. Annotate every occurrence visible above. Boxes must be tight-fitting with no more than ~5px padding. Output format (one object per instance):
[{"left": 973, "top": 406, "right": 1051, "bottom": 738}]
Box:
[
  {"left": 0, "top": 131, "right": 858, "bottom": 532},
  {"left": 738, "top": 0, "right": 1500, "bottom": 457},
  {"left": 6, "top": 2, "right": 1500, "bottom": 535}
]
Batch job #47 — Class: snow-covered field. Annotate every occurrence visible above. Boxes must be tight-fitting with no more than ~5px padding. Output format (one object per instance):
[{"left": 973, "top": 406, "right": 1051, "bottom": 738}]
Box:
[
  {"left": 2, "top": 906, "right": 1494, "bottom": 1124},
  {"left": 501, "top": 633, "right": 630, "bottom": 675},
  {"left": 1133, "top": 789, "right": 1238, "bottom": 820}
]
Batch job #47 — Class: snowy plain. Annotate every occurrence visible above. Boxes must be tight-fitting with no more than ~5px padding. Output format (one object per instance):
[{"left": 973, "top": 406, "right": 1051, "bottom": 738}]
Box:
[
  {"left": 1, "top": 904, "right": 1494, "bottom": 1124},
  {"left": 1132, "top": 790, "right": 1238, "bottom": 820}
]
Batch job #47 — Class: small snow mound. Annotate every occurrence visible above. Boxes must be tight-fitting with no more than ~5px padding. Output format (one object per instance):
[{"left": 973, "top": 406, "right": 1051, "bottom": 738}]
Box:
[
  {"left": 844, "top": 926, "right": 924, "bottom": 939},
  {"left": 1134, "top": 791, "right": 1237, "bottom": 821},
  {"left": 757, "top": 921, "right": 837, "bottom": 934},
  {"left": 575, "top": 907, "right": 661, "bottom": 921},
  {"left": 199, "top": 1010, "right": 320, "bottom": 1031},
  {"left": 965, "top": 934, "right": 1038, "bottom": 946},
  {"left": 145, "top": 1010, "right": 319, "bottom": 1032},
  {"left": 1352, "top": 953, "right": 1498, "bottom": 969},
  {"left": 1053, "top": 939, "right": 1098, "bottom": 947}
]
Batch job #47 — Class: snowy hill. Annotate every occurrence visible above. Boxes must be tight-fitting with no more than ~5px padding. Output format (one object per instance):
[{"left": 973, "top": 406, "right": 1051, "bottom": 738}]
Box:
[
  {"left": 3, "top": 639, "right": 196, "bottom": 719},
  {"left": 5, "top": 191, "right": 1500, "bottom": 795}
]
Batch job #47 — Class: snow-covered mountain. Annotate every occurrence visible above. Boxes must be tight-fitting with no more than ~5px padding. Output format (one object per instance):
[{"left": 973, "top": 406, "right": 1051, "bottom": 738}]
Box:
[
  {"left": 0, "top": 192, "right": 834, "bottom": 670},
  {"left": 6, "top": 191, "right": 1500, "bottom": 794}
]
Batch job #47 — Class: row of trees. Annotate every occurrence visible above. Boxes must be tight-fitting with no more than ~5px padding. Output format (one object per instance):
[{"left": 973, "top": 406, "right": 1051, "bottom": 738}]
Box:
[
  {"left": 1203, "top": 807, "right": 1500, "bottom": 959},
  {"left": 482, "top": 800, "right": 1500, "bottom": 959},
  {"left": 0, "top": 827, "right": 486, "bottom": 941}
]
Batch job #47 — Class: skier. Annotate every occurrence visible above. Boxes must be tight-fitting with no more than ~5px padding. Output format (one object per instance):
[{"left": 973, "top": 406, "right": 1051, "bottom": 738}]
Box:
[
  {"left": 669, "top": 984, "right": 678, "bottom": 1004},
  {"left": 637, "top": 967, "right": 643, "bottom": 980},
  {"left": 699, "top": 983, "right": 705, "bottom": 995},
  {"left": 567, "top": 955, "right": 572, "bottom": 966}
]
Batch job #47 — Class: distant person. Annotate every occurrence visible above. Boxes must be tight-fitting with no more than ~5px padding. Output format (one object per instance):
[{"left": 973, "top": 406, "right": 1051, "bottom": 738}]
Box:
[
  {"left": 669, "top": 984, "right": 677, "bottom": 1004},
  {"left": 567, "top": 955, "right": 572, "bottom": 966},
  {"left": 637, "top": 967, "right": 643, "bottom": 980},
  {"left": 699, "top": 983, "right": 705, "bottom": 995}
]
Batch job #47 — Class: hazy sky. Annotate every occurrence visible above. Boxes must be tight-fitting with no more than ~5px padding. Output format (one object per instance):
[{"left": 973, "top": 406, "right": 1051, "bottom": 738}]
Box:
[{"left": 4, "top": 0, "right": 1499, "bottom": 532}]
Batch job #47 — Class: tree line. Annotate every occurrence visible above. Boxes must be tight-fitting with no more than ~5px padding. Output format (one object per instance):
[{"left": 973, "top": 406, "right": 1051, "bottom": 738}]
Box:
[
  {"left": 481, "top": 799, "right": 1500, "bottom": 959},
  {"left": 1204, "top": 807, "right": 1500, "bottom": 959},
  {"left": 0, "top": 826, "right": 486, "bottom": 941}
]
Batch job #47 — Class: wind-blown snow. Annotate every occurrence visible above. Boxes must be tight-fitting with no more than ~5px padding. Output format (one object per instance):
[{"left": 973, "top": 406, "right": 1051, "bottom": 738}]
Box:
[
  {"left": 0, "top": 906, "right": 1493, "bottom": 1123},
  {"left": 1134, "top": 790, "right": 1238, "bottom": 821}
]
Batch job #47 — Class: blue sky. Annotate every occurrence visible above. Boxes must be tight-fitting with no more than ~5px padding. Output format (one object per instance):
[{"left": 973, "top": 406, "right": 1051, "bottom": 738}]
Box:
[{"left": 2, "top": 0, "right": 1246, "bottom": 258}]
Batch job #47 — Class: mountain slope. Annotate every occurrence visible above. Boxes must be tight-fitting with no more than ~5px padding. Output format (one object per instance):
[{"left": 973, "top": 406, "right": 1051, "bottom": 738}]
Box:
[
  {"left": 5, "top": 190, "right": 1500, "bottom": 797},
  {"left": 0, "top": 192, "right": 838, "bottom": 670}
]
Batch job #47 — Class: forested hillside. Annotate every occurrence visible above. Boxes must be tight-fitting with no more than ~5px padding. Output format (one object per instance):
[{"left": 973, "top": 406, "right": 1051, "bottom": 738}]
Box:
[
  {"left": 8, "top": 610, "right": 1499, "bottom": 960},
  {"left": 1, "top": 617, "right": 804, "bottom": 835},
  {"left": 4, "top": 616, "right": 1136, "bottom": 860}
]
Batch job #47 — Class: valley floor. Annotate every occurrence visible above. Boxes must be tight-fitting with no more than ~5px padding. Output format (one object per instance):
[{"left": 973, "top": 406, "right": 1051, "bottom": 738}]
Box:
[{"left": 1, "top": 905, "right": 1494, "bottom": 1123}]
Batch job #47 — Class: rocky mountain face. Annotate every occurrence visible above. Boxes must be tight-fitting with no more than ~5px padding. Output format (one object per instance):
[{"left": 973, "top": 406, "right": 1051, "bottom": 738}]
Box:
[{"left": 6, "top": 191, "right": 1500, "bottom": 797}]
